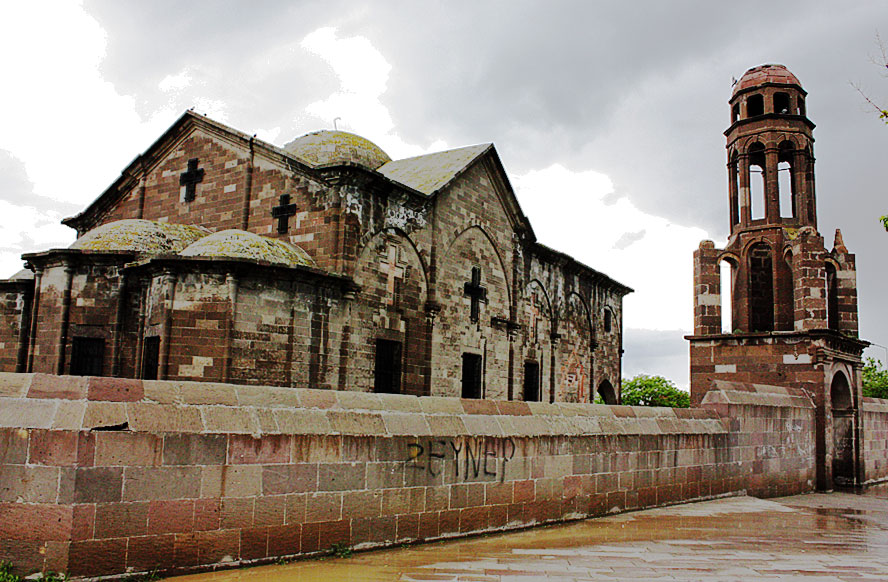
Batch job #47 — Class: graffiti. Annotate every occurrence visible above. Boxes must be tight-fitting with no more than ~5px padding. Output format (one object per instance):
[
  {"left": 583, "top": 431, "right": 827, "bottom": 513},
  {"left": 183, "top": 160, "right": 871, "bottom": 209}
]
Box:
[{"left": 406, "top": 437, "right": 516, "bottom": 482}]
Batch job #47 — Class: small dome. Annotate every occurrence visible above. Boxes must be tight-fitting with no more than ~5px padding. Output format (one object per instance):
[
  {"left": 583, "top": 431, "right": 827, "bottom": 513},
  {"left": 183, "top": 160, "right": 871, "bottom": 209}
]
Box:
[
  {"left": 71, "top": 219, "right": 210, "bottom": 254},
  {"left": 283, "top": 130, "right": 391, "bottom": 170},
  {"left": 179, "top": 230, "right": 315, "bottom": 268},
  {"left": 733, "top": 64, "right": 802, "bottom": 96}
]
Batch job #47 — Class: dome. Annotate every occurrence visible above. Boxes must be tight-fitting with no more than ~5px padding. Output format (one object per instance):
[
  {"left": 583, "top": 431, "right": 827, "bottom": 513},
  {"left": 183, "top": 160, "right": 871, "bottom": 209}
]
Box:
[
  {"left": 733, "top": 64, "right": 802, "bottom": 96},
  {"left": 179, "top": 230, "right": 315, "bottom": 268},
  {"left": 71, "top": 219, "right": 210, "bottom": 254},
  {"left": 283, "top": 130, "right": 391, "bottom": 171}
]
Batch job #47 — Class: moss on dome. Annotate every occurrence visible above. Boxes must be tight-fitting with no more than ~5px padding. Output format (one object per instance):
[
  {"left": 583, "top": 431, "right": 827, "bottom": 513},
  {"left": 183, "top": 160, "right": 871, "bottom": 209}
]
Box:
[
  {"left": 72, "top": 220, "right": 210, "bottom": 254},
  {"left": 283, "top": 130, "right": 391, "bottom": 171},
  {"left": 179, "top": 230, "right": 315, "bottom": 268}
]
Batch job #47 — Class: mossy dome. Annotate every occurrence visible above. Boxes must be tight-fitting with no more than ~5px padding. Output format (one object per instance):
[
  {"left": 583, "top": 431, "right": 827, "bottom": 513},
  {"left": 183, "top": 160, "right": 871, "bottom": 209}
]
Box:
[
  {"left": 283, "top": 130, "right": 391, "bottom": 171},
  {"left": 71, "top": 220, "right": 210, "bottom": 254},
  {"left": 179, "top": 230, "right": 315, "bottom": 268}
]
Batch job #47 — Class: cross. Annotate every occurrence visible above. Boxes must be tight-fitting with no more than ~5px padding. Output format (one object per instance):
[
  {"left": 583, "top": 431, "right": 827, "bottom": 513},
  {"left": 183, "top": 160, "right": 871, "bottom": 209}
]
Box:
[
  {"left": 463, "top": 266, "right": 487, "bottom": 323},
  {"left": 271, "top": 194, "right": 299, "bottom": 234},
  {"left": 380, "top": 244, "right": 407, "bottom": 308},
  {"left": 179, "top": 158, "right": 204, "bottom": 202}
]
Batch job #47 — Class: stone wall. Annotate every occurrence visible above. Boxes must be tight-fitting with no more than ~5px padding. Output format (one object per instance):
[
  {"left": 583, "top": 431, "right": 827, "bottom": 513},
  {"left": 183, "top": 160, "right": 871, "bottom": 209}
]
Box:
[
  {"left": 0, "top": 374, "right": 816, "bottom": 579},
  {"left": 862, "top": 397, "right": 888, "bottom": 484}
]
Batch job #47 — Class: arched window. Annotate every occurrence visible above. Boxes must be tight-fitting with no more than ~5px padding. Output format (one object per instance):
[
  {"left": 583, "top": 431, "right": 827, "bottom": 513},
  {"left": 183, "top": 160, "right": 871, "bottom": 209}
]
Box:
[
  {"left": 720, "top": 258, "right": 736, "bottom": 333},
  {"left": 598, "top": 379, "right": 617, "bottom": 405},
  {"left": 747, "top": 94, "right": 764, "bottom": 117},
  {"left": 748, "top": 243, "right": 774, "bottom": 332},
  {"left": 603, "top": 308, "right": 612, "bottom": 333},
  {"left": 748, "top": 143, "right": 766, "bottom": 220},
  {"left": 778, "top": 142, "right": 795, "bottom": 218},
  {"left": 826, "top": 262, "right": 839, "bottom": 330},
  {"left": 732, "top": 103, "right": 740, "bottom": 123},
  {"left": 729, "top": 151, "right": 740, "bottom": 225},
  {"left": 774, "top": 92, "right": 791, "bottom": 114},
  {"left": 798, "top": 96, "right": 806, "bottom": 116},
  {"left": 831, "top": 371, "right": 852, "bottom": 411}
]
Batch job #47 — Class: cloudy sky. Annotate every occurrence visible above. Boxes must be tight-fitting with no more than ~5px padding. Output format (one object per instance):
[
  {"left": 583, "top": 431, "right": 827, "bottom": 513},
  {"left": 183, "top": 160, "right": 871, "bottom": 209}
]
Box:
[{"left": 1, "top": 1, "right": 885, "bottom": 385}]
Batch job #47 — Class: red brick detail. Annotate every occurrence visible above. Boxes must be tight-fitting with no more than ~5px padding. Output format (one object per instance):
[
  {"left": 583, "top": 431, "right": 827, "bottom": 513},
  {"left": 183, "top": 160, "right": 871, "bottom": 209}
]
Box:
[
  {"left": 86, "top": 377, "right": 144, "bottom": 402},
  {"left": 147, "top": 499, "right": 195, "bottom": 534},
  {"left": 0, "top": 503, "right": 72, "bottom": 541},
  {"left": 28, "top": 430, "right": 79, "bottom": 466}
]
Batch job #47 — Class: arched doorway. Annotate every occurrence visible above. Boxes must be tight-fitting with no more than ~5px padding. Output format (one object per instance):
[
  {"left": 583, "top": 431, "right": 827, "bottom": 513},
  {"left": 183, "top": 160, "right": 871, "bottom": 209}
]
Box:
[
  {"left": 830, "top": 371, "right": 855, "bottom": 487},
  {"left": 597, "top": 379, "right": 617, "bottom": 405}
]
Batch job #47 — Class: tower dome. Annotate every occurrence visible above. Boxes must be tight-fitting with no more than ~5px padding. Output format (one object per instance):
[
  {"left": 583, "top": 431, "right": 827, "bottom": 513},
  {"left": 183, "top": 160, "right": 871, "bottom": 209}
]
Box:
[
  {"left": 283, "top": 130, "right": 391, "bottom": 171},
  {"left": 732, "top": 64, "right": 803, "bottom": 97}
]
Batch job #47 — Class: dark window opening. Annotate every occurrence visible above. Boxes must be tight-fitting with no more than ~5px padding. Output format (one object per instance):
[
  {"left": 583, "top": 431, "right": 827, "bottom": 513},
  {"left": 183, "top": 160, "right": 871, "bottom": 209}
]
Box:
[
  {"left": 597, "top": 380, "right": 618, "bottom": 405},
  {"left": 774, "top": 92, "right": 791, "bottom": 114},
  {"left": 523, "top": 361, "right": 540, "bottom": 402},
  {"left": 732, "top": 103, "right": 740, "bottom": 123},
  {"left": 604, "top": 309, "right": 612, "bottom": 333},
  {"left": 70, "top": 337, "right": 105, "bottom": 377},
  {"left": 142, "top": 336, "right": 160, "bottom": 380},
  {"left": 730, "top": 153, "right": 740, "bottom": 225},
  {"left": 747, "top": 94, "right": 764, "bottom": 117},
  {"left": 826, "top": 263, "right": 839, "bottom": 331},
  {"left": 374, "top": 339, "right": 402, "bottom": 394},
  {"left": 798, "top": 96, "right": 806, "bottom": 116},
  {"left": 749, "top": 244, "right": 774, "bottom": 332},
  {"left": 461, "top": 353, "right": 482, "bottom": 399}
]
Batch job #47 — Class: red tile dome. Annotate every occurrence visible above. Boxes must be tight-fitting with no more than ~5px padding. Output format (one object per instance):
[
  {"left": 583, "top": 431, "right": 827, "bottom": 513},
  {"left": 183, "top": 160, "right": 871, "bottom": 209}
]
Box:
[{"left": 732, "top": 64, "right": 802, "bottom": 96}]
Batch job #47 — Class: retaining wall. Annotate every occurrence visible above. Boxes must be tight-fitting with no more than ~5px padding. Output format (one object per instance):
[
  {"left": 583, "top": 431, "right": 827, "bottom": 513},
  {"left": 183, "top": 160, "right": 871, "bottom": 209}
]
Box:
[
  {"left": 0, "top": 374, "right": 816, "bottom": 578},
  {"left": 862, "top": 397, "right": 888, "bottom": 484}
]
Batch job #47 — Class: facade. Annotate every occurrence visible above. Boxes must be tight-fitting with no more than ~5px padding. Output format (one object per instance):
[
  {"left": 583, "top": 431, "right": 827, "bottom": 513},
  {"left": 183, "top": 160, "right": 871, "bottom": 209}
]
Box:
[
  {"left": 0, "top": 113, "right": 630, "bottom": 403},
  {"left": 688, "top": 64, "right": 869, "bottom": 488}
]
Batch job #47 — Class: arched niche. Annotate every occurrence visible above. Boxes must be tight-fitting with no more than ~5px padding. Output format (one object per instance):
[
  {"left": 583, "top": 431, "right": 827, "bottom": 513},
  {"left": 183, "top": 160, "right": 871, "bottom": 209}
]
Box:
[{"left": 597, "top": 379, "right": 617, "bottom": 405}]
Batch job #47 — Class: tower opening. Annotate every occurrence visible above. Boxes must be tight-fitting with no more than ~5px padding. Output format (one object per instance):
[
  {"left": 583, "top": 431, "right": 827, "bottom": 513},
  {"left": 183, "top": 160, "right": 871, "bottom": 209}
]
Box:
[
  {"left": 778, "top": 142, "right": 796, "bottom": 219},
  {"left": 748, "top": 243, "right": 774, "bottom": 332},
  {"left": 748, "top": 144, "right": 766, "bottom": 220},
  {"left": 747, "top": 94, "right": 764, "bottom": 117},
  {"left": 732, "top": 103, "right": 740, "bottom": 123},
  {"left": 798, "top": 96, "right": 806, "bottom": 116},
  {"left": 774, "top": 92, "right": 791, "bottom": 114},
  {"left": 826, "top": 262, "right": 839, "bottom": 331},
  {"left": 729, "top": 152, "right": 740, "bottom": 226}
]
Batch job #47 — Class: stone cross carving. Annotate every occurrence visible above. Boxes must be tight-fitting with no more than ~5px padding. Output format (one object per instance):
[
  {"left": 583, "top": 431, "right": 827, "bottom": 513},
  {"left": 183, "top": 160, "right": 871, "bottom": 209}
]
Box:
[
  {"left": 380, "top": 245, "right": 407, "bottom": 308},
  {"left": 463, "top": 266, "right": 487, "bottom": 323},
  {"left": 271, "top": 194, "right": 299, "bottom": 234},
  {"left": 179, "top": 158, "right": 204, "bottom": 202}
]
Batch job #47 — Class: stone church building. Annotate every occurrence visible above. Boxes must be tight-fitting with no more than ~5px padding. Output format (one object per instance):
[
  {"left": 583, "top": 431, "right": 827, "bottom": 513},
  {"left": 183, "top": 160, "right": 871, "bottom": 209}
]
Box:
[
  {"left": 688, "top": 64, "right": 870, "bottom": 488},
  {"left": 0, "top": 114, "right": 630, "bottom": 403}
]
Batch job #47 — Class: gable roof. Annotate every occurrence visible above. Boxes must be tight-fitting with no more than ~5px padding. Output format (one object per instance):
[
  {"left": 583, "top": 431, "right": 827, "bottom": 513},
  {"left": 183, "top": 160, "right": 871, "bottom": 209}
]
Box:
[{"left": 377, "top": 144, "right": 491, "bottom": 197}]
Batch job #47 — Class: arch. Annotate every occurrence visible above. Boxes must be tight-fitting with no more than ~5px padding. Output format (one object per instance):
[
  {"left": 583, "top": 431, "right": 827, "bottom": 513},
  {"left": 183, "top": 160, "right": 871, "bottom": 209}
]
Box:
[
  {"left": 525, "top": 279, "right": 553, "bottom": 319},
  {"left": 597, "top": 379, "right": 617, "bottom": 405},
  {"left": 444, "top": 225, "right": 512, "bottom": 308},
  {"left": 831, "top": 370, "right": 852, "bottom": 411},
  {"left": 729, "top": 150, "right": 740, "bottom": 226},
  {"left": 748, "top": 242, "right": 774, "bottom": 332},
  {"left": 825, "top": 261, "right": 839, "bottom": 331},
  {"left": 719, "top": 257, "right": 736, "bottom": 333},
  {"left": 747, "top": 142, "right": 766, "bottom": 220},
  {"left": 355, "top": 227, "right": 430, "bottom": 295}
]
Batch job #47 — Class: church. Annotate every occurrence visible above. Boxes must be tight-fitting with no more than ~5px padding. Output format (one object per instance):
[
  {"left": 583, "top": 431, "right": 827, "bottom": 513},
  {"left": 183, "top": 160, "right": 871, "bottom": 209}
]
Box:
[{"left": 0, "top": 113, "right": 631, "bottom": 403}]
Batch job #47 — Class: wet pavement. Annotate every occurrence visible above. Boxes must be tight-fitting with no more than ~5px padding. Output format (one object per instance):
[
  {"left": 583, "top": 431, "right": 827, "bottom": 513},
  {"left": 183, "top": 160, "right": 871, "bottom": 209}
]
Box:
[{"left": 169, "top": 487, "right": 888, "bottom": 581}]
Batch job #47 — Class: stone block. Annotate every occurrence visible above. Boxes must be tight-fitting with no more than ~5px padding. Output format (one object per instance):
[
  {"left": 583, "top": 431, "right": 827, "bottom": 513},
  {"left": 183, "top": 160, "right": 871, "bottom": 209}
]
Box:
[
  {"left": 267, "top": 523, "right": 301, "bottom": 557},
  {"left": 0, "top": 429, "right": 29, "bottom": 464},
  {"left": 123, "top": 466, "right": 201, "bottom": 501},
  {"left": 163, "top": 434, "right": 228, "bottom": 466},
  {"left": 94, "top": 501, "right": 149, "bottom": 538},
  {"left": 51, "top": 401, "right": 86, "bottom": 430},
  {"left": 236, "top": 385, "right": 302, "bottom": 408},
  {"left": 201, "top": 406, "right": 258, "bottom": 434},
  {"left": 0, "top": 502, "right": 72, "bottom": 541},
  {"left": 305, "top": 492, "right": 342, "bottom": 523},
  {"left": 196, "top": 530, "right": 240, "bottom": 564},
  {"left": 28, "top": 429, "right": 79, "bottom": 466},
  {"left": 229, "top": 434, "right": 290, "bottom": 464},
  {"left": 240, "top": 527, "right": 269, "bottom": 560},
  {"left": 254, "top": 495, "right": 286, "bottom": 527},
  {"left": 262, "top": 464, "right": 318, "bottom": 495},
  {"left": 0, "top": 397, "right": 56, "bottom": 429},
  {"left": 127, "top": 403, "right": 204, "bottom": 433},
  {"left": 0, "top": 373, "right": 31, "bottom": 398},
  {"left": 328, "top": 411, "right": 386, "bottom": 436},
  {"left": 0, "top": 465, "right": 59, "bottom": 503},
  {"left": 82, "top": 402, "right": 127, "bottom": 430},
  {"left": 318, "top": 462, "right": 366, "bottom": 491},
  {"left": 220, "top": 497, "right": 254, "bottom": 529},
  {"left": 94, "top": 432, "right": 162, "bottom": 466},
  {"left": 27, "top": 374, "right": 86, "bottom": 400},
  {"left": 382, "top": 412, "right": 431, "bottom": 436},
  {"left": 200, "top": 465, "right": 262, "bottom": 498},
  {"left": 68, "top": 538, "right": 127, "bottom": 577},
  {"left": 87, "top": 377, "right": 144, "bottom": 402},
  {"left": 194, "top": 498, "right": 221, "bottom": 531},
  {"left": 128, "top": 534, "right": 175, "bottom": 572},
  {"left": 273, "top": 409, "right": 331, "bottom": 435}
]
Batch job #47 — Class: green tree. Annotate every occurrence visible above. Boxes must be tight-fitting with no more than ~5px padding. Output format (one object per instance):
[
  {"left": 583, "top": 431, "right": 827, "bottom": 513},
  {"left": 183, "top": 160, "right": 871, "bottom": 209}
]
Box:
[
  {"left": 621, "top": 374, "right": 690, "bottom": 408},
  {"left": 862, "top": 357, "right": 888, "bottom": 399}
]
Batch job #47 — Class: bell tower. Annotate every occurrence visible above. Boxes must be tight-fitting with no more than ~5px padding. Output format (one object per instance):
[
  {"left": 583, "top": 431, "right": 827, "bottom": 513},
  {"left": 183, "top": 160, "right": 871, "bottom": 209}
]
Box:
[{"left": 688, "top": 64, "right": 870, "bottom": 490}]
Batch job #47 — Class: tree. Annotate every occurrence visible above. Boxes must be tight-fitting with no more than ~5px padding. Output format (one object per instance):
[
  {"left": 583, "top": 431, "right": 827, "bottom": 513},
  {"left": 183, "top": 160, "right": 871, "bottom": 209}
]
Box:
[
  {"left": 853, "top": 33, "right": 888, "bottom": 230},
  {"left": 862, "top": 357, "right": 888, "bottom": 399},
  {"left": 621, "top": 374, "right": 690, "bottom": 408}
]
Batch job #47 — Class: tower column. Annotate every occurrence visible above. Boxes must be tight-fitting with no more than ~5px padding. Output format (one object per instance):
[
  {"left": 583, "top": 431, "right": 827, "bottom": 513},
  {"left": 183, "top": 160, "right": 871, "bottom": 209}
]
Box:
[
  {"left": 764, "top": 147, "right": 780, "bottom": 221},
  {"left": 738, "top": 153, "right": 751, "bottom": 226}
]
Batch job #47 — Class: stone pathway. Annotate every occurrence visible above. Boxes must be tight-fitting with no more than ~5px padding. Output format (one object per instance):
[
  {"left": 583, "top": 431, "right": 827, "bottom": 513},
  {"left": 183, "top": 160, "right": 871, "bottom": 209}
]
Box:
[{"left": 170, "top": 488, "right": 888, "bottom": 581}]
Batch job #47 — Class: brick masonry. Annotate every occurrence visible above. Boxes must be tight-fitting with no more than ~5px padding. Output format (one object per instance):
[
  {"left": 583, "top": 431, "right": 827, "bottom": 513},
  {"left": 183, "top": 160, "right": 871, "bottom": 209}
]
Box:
[{"left": 0, "top": 372, "right": 847, "bottom": 578}]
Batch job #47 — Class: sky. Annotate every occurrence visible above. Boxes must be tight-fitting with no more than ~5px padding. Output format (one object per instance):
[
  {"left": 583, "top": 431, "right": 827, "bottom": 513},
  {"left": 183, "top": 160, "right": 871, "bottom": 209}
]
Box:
[{"left": 0, "top": 1, "right": 885, "bottom": 386}]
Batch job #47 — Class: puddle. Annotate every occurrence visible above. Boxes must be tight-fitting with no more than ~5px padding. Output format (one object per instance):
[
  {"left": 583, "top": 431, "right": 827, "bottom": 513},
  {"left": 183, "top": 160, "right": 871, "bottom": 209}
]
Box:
[{"left": 168, "top": 493, "right": 888, "bottom": 581}]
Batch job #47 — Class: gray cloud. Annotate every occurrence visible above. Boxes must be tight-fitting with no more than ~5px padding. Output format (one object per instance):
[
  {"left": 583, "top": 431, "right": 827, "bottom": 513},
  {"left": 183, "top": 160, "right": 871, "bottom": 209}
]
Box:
[
  {"left": 73, "top": 1, "right": 888, "bottom": 374},
  {"left": 613, "top": 230, "right": 646, "bottom": 250}
]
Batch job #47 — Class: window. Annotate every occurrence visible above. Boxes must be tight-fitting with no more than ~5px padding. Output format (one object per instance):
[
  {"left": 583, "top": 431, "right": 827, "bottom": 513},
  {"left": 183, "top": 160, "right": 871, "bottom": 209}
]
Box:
[
  {"left": 774, "top": 92, "right": 790, "bottom": 114},
  {"left": 523, "top": 361, "right": 540, "bottom": 402},
  {"left": 731, "top": 103, "right": 740, "bottom": 123},
  {"left": 70, "top": 337, "right": 105, "bottom": 376},
  {"left": 747, "top": 94, "right": 764, "bottom": 117},
  {"left": 826, "top": 263, "right": 839, "bottom": 331},
  {"left": 748, "top": 143, "right": 766, "bottom": 220},
  {"left": 461, "top": 353, "right": 482, "bottom": 399},
  {"left": 374, "top": 339, "right": 402, "bottom": 394},
  {"left": 748, "top": 244, "right": 774, "bottom": 332},
  {"left": 142, "top": 336, "right": 160, "bottom": 380},
  {"left": 604, "top": 309, "right": 612, "bottom": 333}
]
